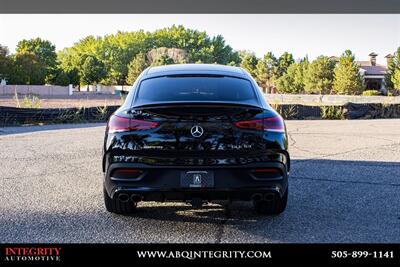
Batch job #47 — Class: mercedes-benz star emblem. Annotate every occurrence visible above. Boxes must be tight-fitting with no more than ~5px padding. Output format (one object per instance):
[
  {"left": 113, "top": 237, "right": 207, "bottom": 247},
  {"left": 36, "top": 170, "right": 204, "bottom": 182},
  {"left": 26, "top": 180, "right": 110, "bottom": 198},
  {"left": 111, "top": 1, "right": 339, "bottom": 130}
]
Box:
[{"left": 190, "top": 125, "right": 204, "bottom": 138}]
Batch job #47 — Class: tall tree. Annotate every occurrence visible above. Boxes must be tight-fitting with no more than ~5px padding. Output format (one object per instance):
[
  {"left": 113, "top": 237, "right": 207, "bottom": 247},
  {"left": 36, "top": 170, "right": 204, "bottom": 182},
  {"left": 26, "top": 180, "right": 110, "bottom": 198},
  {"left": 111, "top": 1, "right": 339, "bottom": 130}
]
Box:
[
  {"left": 0, "top": 44, "right": 11, "bottom": 81},
  {"left": 392, "top": 68, "right": 400, "bottom": 90},
  {"left": 80, "top": 55, "right": 107, "bottom": 85},
  {"left": 57, "top": 26, "right": 239, "bottom": 85},
  {"left": 9, "top": 52, "right": 46, "bottom": 85},
  {"left": 277, "top": 52, "right": 295, "bottom": 77},
  {"left": 386, "top": 47, "right": 400, "bottom": 90},
  {"left": 255, "top": 52, "right": 278, "bottom": 92},
  {"left": 239, "top": 51, "right": 258, "bottom": 77},
  {"left": 126, "top": 52, "right": 148, "bottom": 85},
  {"left": 16, "top": 38, "right": 58, "bottom": 84},
  {"left": 333, "top": 50, "right": 363, "bottom": 95},
  {"left": 304, "top": 56, "right": 335, "bottom": 94},
  {"left": 276, "top": 60, "right": 309, "bottom": 94},
  {"left": 151, "top": 54, "right": 175, "bottom": 66}
]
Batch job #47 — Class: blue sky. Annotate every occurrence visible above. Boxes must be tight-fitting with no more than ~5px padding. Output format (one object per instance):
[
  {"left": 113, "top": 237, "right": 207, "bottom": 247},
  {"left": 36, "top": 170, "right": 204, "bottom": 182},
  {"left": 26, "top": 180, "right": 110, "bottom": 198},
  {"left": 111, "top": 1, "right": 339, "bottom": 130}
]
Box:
[{"left": 0, "top": 14, "right": 399, "bottom": 65}]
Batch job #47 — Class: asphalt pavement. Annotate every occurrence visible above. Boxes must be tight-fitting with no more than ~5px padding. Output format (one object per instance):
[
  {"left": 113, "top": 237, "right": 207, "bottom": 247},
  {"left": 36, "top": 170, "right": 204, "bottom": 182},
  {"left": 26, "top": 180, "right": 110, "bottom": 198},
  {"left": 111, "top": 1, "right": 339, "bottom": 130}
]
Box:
[{"left": 0, "top": 120, "right": 399, "bottom": 243}]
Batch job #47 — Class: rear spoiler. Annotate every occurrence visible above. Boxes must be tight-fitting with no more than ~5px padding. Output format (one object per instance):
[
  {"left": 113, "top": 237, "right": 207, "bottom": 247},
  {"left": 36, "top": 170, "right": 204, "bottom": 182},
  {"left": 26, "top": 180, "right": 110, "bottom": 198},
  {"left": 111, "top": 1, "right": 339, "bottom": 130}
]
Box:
[{"left": 132, "top": 101, "right": 263, "bottom": 110}]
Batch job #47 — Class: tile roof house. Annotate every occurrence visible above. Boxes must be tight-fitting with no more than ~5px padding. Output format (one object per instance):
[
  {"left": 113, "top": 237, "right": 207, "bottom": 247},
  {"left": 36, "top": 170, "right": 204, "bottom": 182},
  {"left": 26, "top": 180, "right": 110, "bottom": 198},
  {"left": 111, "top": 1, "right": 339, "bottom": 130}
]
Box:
[{"left": 357, "top": 53, "right": 392, "bottom": 91}]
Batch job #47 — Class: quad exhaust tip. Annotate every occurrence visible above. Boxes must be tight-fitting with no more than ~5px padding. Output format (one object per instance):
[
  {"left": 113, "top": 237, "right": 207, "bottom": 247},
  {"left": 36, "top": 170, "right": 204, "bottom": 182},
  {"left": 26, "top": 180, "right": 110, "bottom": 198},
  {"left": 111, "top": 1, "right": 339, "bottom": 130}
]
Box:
[
  {"left": 131, "top": 194, "right": 142, "bottom": 203},
  {"left": 118, "top": 193, "right": 130, "bottom": 202},
  {"left": 251, "top": 193, "right": 263, "bottom": 202},
  {"left": 264, "top": 193, "right": 275, "bottom": 201},
  {"left": 252, "top": 193, "right": 275, "bottom": 202}
]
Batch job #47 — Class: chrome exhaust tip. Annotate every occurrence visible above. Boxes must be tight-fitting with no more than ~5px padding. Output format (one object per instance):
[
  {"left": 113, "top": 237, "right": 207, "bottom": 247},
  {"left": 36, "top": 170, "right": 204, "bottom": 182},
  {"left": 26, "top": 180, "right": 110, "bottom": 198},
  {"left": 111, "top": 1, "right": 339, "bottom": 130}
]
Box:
[
  {"left": 118, "top": 193, "right": 130, "bottom": 202},
  {"left": 130, "top": 194, "right": 142, "bottom": 203},
  {"left": 264, "top": 193, "right": 275, "bottom": 201},
  {"left": 251, "top": 193, "right": 263, "bottom": 202}
]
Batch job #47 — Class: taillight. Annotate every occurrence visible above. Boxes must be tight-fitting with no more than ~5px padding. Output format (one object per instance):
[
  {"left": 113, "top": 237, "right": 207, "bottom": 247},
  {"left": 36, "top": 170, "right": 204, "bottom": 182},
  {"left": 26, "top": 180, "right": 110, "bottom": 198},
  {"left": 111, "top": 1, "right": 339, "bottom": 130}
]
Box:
[
  {"left": 254, "top": 168, "right": 280, "bottom": 173},
  {"left": 108, "top": 115, "right": 158, "bottom": 133},
  {"left": 262, "top": 116, "right": 285, "bottom": 132},
  {"left": 111, "top": 168, "right": 143, "bottom": 179},
  {"left": 234, "top": 115, "right": 284, "bottom": 132},
  {"left": 234, "top": 119, "right": 264, "bottom": 131},
  {"left": 251, "top": 168, "right": 282, "bottom": 179}
]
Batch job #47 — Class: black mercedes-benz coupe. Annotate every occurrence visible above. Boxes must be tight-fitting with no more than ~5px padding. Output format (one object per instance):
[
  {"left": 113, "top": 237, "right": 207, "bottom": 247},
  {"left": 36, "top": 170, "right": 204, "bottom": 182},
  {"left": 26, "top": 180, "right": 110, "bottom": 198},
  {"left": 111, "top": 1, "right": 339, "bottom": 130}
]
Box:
[{"left": 102, "top": 64, "right": 290, "bottom": 215}]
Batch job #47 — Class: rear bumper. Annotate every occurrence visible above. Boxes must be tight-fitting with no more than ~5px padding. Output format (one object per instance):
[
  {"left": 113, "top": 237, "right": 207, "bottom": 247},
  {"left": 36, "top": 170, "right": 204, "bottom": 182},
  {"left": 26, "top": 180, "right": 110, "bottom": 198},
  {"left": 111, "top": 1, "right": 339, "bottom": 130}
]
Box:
[{"left": 104, "top": 162, "right": 288, "bottom": 201}]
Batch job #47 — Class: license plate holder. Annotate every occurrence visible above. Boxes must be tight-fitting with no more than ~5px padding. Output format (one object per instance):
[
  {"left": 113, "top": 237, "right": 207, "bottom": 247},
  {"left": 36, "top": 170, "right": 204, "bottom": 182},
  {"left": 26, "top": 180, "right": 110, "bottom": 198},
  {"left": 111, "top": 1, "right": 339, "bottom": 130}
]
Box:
[{"left": 180, "top": 170, "right": 214, "bottom": 188}]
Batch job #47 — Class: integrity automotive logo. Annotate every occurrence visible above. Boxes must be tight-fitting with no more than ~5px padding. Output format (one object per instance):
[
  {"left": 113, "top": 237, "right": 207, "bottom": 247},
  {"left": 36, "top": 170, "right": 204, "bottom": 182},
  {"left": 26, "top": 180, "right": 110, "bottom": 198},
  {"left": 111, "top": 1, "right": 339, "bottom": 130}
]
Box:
[{"left": 2, "top": 247, "right": 62, "bottom": 263}]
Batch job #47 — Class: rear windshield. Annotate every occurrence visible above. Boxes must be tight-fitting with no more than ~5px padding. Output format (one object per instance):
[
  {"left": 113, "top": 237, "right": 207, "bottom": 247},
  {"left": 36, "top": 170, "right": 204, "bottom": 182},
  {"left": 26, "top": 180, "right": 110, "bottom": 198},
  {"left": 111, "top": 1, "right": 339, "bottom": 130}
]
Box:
[{"left": 134, "top": 76, "right": 258, "bottom": 106}]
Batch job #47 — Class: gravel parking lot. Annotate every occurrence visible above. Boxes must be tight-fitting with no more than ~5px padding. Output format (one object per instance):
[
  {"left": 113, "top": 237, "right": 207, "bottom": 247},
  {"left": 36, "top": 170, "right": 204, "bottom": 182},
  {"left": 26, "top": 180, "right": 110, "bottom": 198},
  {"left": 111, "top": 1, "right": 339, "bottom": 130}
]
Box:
[{"left": 0, "top": 120, "right": 399, "bottom": 243}]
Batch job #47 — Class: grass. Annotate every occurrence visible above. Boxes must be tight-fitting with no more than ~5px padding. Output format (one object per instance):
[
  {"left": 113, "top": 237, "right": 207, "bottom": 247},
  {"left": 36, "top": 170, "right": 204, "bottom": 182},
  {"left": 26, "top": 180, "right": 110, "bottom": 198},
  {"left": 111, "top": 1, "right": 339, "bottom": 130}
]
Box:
[{"left": 13, "top": 91, "right": 42, "bottom": 109}]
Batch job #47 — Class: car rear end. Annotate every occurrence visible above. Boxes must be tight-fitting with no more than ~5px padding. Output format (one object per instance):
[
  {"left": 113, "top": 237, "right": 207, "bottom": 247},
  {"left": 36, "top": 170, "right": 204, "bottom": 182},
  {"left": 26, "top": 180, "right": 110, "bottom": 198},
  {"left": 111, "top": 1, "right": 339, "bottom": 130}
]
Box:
[{"left": 102, "top": 65, "right": 289, "bottom": 215}]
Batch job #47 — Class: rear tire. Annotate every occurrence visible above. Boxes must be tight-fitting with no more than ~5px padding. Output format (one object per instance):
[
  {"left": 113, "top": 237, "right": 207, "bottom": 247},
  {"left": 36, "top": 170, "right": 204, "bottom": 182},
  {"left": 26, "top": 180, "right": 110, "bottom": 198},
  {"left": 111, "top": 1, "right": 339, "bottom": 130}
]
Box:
[
  {"left": 253, "top": 188, "right": 288, "bottom": 215},
  {"left": 103, "top": 188, "right": 137, "bottom": 214}
]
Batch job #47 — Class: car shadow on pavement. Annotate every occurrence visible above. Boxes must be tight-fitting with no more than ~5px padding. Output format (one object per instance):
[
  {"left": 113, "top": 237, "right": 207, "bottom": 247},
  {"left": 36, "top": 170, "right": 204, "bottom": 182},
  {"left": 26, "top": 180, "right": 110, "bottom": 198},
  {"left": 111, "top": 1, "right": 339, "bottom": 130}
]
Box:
[
  {"left": 118, "top": 158, "right": 400, "bottom": 242},
  {"left": 0, "top": 159, "right": 399, "bottom": 243},
  {"left": 128, "top": 201, "right": 264, "bottom": 224}
]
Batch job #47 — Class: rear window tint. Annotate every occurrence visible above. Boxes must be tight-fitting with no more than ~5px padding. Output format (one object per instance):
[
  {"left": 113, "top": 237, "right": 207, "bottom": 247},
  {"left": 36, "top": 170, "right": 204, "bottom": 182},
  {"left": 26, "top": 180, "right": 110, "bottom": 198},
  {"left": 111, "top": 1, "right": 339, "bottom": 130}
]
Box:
[{"left": 135, "top": 76, "right": 258, "bottom": 105}]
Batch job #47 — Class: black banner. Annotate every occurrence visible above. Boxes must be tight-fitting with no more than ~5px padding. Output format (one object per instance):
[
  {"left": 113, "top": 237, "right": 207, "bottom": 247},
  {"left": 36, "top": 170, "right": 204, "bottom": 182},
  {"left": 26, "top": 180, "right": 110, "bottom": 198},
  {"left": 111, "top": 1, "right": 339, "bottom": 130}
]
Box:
[
  {"left": 1, "top": 0, "right": 400, "bottom": 14},
  {"left": 0, "top": 244, "right": 399, "bottom": 266}
]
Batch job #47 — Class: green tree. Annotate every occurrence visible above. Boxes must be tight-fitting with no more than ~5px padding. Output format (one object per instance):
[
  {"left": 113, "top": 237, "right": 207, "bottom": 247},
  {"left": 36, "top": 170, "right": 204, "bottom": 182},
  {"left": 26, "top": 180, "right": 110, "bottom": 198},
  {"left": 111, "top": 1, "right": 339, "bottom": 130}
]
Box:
[
  {"left": 385, "top": 47, "right": 400, "bottom": 90},
  {"left": 52, "top": 69, "right": 70, "bottom": 86},
  {"left": 57, "top": 48, "right": 81, "bottom": 86},
  {"left": 126, "top": 52, "right": 148, "bottom": 85},
  {"left": 304, "top": 56, "right": 335, "bottom": 94},
  {"left": 384, "top": 55, "right": 395, "bottom": 90},
  {"left": 57, "top": 26, "right": 239, "bottom": 85},
  {"left": 16, "top": 38, "right": 57, "bottom": 84},
  {"left": 333, "top": 50, "right": 363, "bottom": 95},
  {"left": 151, "top": 54, "right": 175, "bottom": 66},
  {"left": 0, "top": 44, "right": 11, "bottom": 81},
  {"left": 255, "top": 52, "right": 278, "bottom": 92},
  {"left": 80, "top": 55, "right": 107, "bottom": 85},
  {"left": 239, "top": 51, "right": 258, "bottom": 77},
  {"left": 276, "top": 60, "right": 309, "bottom": 94},
  {"left": 392, "top": 68, "right": 400, "bottom": 89},
  {"left": 151, "top": 25, "right": 238, "bottom": 65},
  {"left": 277, "top": 52, "right": 295, "bottom": 77},
  {"left": 9, "top": 52, "right": 47, "bottom": 85}
]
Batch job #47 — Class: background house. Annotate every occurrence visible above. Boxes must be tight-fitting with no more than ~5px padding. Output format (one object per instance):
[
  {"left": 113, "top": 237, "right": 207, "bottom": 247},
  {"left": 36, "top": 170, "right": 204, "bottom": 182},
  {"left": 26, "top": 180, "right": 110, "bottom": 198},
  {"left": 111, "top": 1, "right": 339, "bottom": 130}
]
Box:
[
  {"left": 357, "top": 52, "right": 390, "bottom": 92},
  {"left": 330, "top": 52, "right": 391, "bottom": 93}
]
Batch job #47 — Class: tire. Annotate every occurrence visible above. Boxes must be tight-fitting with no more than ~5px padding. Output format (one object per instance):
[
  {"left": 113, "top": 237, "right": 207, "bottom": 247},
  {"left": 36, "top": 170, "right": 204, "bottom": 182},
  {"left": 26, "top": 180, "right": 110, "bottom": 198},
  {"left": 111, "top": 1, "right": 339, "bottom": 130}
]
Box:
[
  {"left": 253, "top": 188, "right": 288, "bottom": 215},
  {"left": 103, "top": 188, "right": 137, "bottom": 214}
]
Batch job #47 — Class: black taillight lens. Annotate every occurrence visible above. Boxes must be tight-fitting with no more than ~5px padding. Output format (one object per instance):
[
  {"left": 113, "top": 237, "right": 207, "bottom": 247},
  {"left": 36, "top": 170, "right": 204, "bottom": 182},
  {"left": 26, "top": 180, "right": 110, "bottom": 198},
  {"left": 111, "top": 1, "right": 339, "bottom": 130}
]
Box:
[
  {"left": 234, "top": 115, "right": 285, "bottom": 133},
  {"left": 251, "top": 168, "right": 282, "bottom": 179},
  {"left": 108, "top": 115, "right": 158, "bottom": 133},
  {"left": 111, "top": 168, "right": 143, "bottom": 179}
]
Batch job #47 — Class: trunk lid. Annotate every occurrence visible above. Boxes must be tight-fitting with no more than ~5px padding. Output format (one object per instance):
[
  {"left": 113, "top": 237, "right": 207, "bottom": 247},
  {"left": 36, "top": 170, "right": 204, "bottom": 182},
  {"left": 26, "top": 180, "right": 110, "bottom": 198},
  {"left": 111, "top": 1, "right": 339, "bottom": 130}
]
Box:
[{"left": 126, "top": 103, "right": 266, "bottom": 156}]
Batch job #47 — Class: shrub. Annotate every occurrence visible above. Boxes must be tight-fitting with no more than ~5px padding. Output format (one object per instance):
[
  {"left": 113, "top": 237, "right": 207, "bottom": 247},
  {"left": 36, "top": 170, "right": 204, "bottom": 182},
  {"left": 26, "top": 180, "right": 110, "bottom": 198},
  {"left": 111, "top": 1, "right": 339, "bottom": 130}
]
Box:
[
  {"left": 387, "top": 89, "right": 400, "bottom": 96},
  {"left": 270, "top": 104, "right": 298, "bottom": 119},
  {"left": 362, "top": 90, "right": 381, "bottom": 96},
  {"left": 333, "top": 50, "right": 363, "bottom": 95},
  {"left": 321, "top": 105, "right": 343, "bottom": 120},
  {"left": 21, "top": 94, "right": 41, "bottom": 108}
]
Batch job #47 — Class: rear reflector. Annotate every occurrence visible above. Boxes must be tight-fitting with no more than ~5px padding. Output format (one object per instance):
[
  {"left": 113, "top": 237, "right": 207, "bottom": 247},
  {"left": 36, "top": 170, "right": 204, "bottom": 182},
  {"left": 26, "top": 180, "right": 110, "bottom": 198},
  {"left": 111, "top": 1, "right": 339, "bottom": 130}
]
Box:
[
  {"left": 234, "top": 115, "right": 285, "bottom": 132},
  {"left": 108, "top": 115, "right": 158, "bottom": 133},
  {"left": 254, "top": 168, "right": 279, "bottom": 173},
  {"left": 251, "top": 168, "right": 282, "bottom": 179},
  {"left": 112, "top": 169, "right": 143, "bottom": 178},
  {"left": 115, "top": 169, "right": 141, "bottom": 174}
]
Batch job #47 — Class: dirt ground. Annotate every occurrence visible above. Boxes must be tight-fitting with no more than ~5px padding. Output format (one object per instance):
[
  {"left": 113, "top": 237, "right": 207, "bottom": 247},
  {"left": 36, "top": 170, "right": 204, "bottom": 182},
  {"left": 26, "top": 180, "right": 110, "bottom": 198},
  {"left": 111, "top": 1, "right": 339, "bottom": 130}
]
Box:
[{"left": 0, "top": 94, "right": 124, "bottom": 108}]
